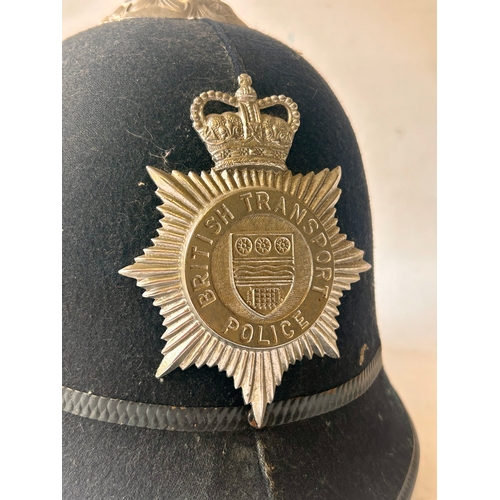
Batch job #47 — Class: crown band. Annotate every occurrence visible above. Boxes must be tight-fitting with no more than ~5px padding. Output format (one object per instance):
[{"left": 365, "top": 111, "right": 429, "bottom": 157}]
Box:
[{"left": 62, "top": 348, "right": 382, "bottom": 431}]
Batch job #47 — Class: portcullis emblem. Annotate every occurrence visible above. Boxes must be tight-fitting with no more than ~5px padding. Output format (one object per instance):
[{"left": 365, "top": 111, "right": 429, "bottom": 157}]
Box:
[{"left": 120, "top": 75, "right": 371, "bottom": 427}]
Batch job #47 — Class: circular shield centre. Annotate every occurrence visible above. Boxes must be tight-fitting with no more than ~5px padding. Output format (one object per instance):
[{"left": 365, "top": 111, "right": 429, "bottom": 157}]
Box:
[{"left": 183, "top": 187, "right": 335, "bottom": 348}]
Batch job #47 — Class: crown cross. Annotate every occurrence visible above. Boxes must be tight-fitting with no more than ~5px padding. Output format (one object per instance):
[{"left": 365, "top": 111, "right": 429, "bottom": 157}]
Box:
[{"left": 190, "top": 74, "right": 300, "bottom": 170}]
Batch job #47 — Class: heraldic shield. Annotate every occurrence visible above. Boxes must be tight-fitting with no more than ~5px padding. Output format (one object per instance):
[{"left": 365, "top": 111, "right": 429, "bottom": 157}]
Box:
[{"left": 230, "top": 233, "right": 295, "bottom": 315}]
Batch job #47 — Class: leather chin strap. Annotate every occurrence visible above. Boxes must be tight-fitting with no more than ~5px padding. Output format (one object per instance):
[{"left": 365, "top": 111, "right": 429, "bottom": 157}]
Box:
[{"left": 63, "top": 348, "right": 382, "bottom": 431}]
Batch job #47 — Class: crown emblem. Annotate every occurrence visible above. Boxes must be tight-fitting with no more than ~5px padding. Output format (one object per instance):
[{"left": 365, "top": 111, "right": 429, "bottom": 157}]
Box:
[{"left": 190, "top": 74, "right": 300, "bottom": 171}]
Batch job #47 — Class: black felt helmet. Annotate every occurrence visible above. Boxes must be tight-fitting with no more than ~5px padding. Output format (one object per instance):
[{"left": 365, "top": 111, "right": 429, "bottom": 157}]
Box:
[{"left": 62, "top": 4, "right": 419, "bottom": 499}]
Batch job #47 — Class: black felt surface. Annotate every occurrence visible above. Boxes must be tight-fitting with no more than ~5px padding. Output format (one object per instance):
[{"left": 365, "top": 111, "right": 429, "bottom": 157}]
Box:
[
  {"left": 63, "top": 18, "right": 379, "bottom": 407},
  {"left": 62, "top": 370, "right": 415, "bottom": 500}
]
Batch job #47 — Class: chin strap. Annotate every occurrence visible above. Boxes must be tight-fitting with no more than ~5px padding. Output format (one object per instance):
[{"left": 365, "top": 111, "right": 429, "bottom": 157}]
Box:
[{"left": 62, "top": 348, "right": 382, "bottom": 431}]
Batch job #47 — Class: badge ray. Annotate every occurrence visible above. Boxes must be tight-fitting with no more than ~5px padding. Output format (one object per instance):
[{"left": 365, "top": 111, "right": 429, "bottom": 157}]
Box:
[
  {"left": 222, "top": 170, "right": 240, "bottom": 191},
  {"left": 210, "top": 170, "right": 230, "bottom": 193},
  {"left": 281, "top": 170, "right": 293, "bottom": 192},
  {"left": 200, "top": 171, "right": 223, "bottom": 196},
  {"left": 155, "top": 228, "right": 184, "bottom": 243},
  {"left": 321, "top": 314, "right": 339, "bottom": 331},
  {"left": 156, "top": 328, "right": 204, "bottom": 377},
  {"left": 248, "top": 352, "right": 272, "bottom": 427},
  {"left": 120, "top": 166, "right": 370, "bottom": 428},
  {"left": 324, "top": 302, "right": 340, "bottom": 319},
  {"left": 289, "top": 173, "right": 302, "bottom": 196},
  {"left": 310, "top": 324, "right": 340, "bottom": 358},
  {"left": 325, "top": 225, "right": 341, "bottom": 242},
  {"left": 166, "top": 172, "right": 206, "bottom": 206},
  {"left": 307, "top": 330, "right": 326, "bottom": 357},
  {"left": 316, "top": 318, "right": 340, "bottom": 340},
  {"left": 277, "top": 347, "right": 289, "bottom": 373},
  {"left": 322, "top": 214, "right": 340, "bottom": 231},
  {"left": 263, "top": 351, "right": 275, "bottom": 401},
  {"left": 302, "top": 169, "right": 328, "bottom": 204},
  {"left": 273, "top": 170, "right": 283, "bottom": 191},
  {"left": 158, "top": 224, "right": 186, "bottom": 239},
  {"left": 205, "top": 341, "right": 226, "bottom": 368},
  {"left": 147, "top": 169, "right": 200, "bottom": 211},
  {"left": 240, "top": 168, "right": 252, "bottom": 187},
  {"left": 172, "top": 171, "right": 212, "bottom": 205},
  {"left": 284, "top": 343, "right": 297, "bottom": 365},
  {"left": 331, "top": 237, "right": 354, "bottom": 253},
  {"left": 218, "top": 343, "right": 234, "bottom": 369},
  {"left": 194, "top": 335, "right": 219, "bottom": 369},
  {"left": 232, "top": 349, "right": 248, "bottom": 388},
  {"left": 308, "top": 168, "right": 341, "bottom": 210},
  {"left": 157, "top": 203, "right": 195, "bottom": 222},
  {"left": 315, "top": 193, "right": 341, "bottom": 219},
  {"left": 292, "top": 339, "right": 304, "bottom": 361},
  {"left": 336, "top": 250, "right": 366, "bottom": 266},
  {"left": 158, "top": 297, "right": 187, "bottom": 316},
  {"left": 224, "top": 348, "right": 241, "bottom": 378},
  {"left": 160, "top": 217, "right": 190, "bottom": 232},
  {"left": 265, "top": 170, "right": 275, "bottom": 187},
  {"left": 257, "top": 169, "right": 267, "bottom": 186},
  {"left": 140, "top": 247, "right": 182, "bottom": 258},
  {"left": 153, "top": 288, "right": 184, "bottom": 306},
  {"left": 160, "top": 322, "right": 201, "bottom": 354},
  {"left": 141, "top": 278, "right": 180, "bottom": 296},
  {"left": 159, "top": 187, "right": 201, "bottom": 214},
  {"left": 148, "top": 239, "right": 183, "bottom": 250},
  {"left": 161, "top": 308, "right": 191, "bottom": 329},
  {"left": 157, "top": 291, "right": 185, "bottom": 313},
  {"left": 187, "top": 171, "right": 217, "bottom": 200},
  {"left": 296, "top": 171, "right": 314, "bottom": 199},
  {"left": 240, "top": 351, "right": 255, "bottom": 401},
  {"left": 179, "top": 332, "right": 215, "bottom": 370},
  {"left": 134, "top": 256, "right": 179, "bottom": 267},
  {"left": 156, "top": 195, "right": 198, "bottom": 218},
  {"left": 298, "top": 336, "right": 314, "bottom": 360},
  {"left": 231, "top": 168, "right": 244, "bottom": 187},
  {"left": 160, "top": 315, "right": 195, "bottom": 341},
  {"left": 123, "top": 263, "right": 176, "bottom": 276},
  {"left": 270, "top": 350, "right": 283, "bottom": 387}
]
